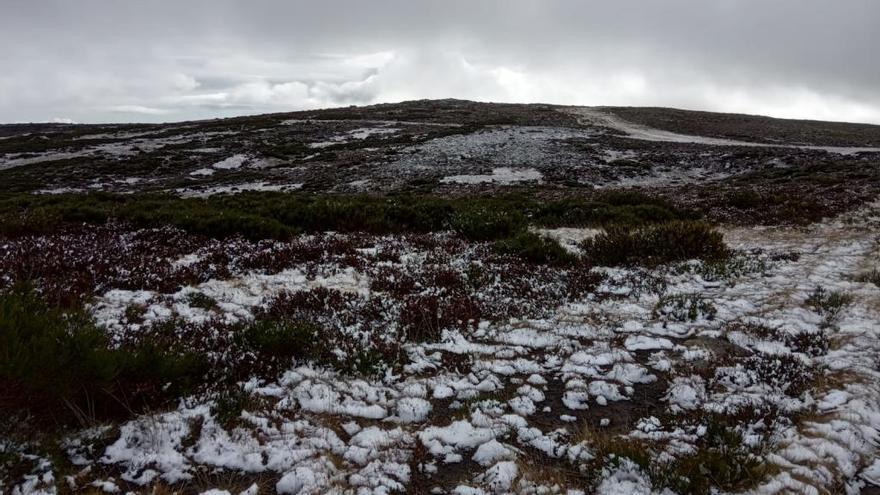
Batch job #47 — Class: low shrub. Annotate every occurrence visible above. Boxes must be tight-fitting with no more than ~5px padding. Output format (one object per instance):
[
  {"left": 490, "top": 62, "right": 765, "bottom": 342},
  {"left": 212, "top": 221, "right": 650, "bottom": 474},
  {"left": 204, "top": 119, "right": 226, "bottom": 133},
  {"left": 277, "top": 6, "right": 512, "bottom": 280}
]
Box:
[
  {"left": 805, "top": 286, "right": 852, "bottom": 322},
  {"left": 399, "top": 294, "right": 481, "bottom": 342},
  {"left": 186, "top": 292, "right": 218, "bottom": 310},
  {"left": 0, "top": 285, "right": 207, "bottom": 425},
  {"left": 695, "top": 253, "right": 768, "bottom": 282},
  {"left": 856, "top": 269, "right": 880, "bottom": 288},
  {"left": 493, "top": 232, "right": 576, "bottom": 265},
  {"left": 337, "top": 349, "right": 389, "bottom": 377},
  {"left": 233, "top": 319, "right": 331, "bottom": 366},
  {"left": 448, "top": 206, "right": 526, "bottom": 241},
  {"left": 725, "top": 190, "right": 763, "bottom": 209},
  {"left": 0, "top": 191, "right": 697, "bottom": 243},
  {"left": 212, "top": 386, "right": 255, "bottom": 429},
  {"left": 582, "top": 221, "right": 728, "bottom": 266},
  {"left": 658, "top": 417, "right": 772, "bottom": 494},
  {"left": 653, "top": 293, "right": 718, "bottom": 322},
  {"left": 726, "top": 321, "right": 828, "bottom": 358},
  {"left": 588, "top": 415, "right": 771, "bottom": 495}
]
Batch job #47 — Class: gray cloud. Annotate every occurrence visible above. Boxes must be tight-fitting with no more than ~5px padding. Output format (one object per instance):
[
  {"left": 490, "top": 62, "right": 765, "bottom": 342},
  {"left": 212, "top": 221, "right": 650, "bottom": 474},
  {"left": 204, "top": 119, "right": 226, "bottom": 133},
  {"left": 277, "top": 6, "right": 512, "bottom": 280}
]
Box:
[{"left": 2, "top": 0, "right": 879, "bottom": 123}]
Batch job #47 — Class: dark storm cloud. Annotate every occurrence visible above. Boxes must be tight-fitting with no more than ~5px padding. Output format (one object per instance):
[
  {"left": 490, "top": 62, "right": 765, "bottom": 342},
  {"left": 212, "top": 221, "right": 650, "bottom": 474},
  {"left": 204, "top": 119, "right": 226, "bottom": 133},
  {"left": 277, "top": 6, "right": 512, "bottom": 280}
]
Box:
[{"left": 2, "top": 0, "right": 879, "bottom": 123}]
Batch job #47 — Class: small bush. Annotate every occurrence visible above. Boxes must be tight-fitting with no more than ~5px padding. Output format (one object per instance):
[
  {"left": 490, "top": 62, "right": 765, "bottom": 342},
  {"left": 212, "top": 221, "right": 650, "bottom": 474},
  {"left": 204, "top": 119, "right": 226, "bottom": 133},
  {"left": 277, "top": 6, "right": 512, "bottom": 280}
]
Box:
[
  {"left": 805, "top": 286, "right": 852, "bottom": 321},
  {"left": 337, "top": 349, "right": 389, "bottom": 377},
  {"left": 448, "top": 206, "right": 526, "bottom": 241},
  {"left": 399, "top": 294, "right": 481, "bottom": 342},
  {"left": 654, "top": 293, "right": 718, "bottom": 322},
  {"left": 233, "top": 319, "right": 330, "bottom": 365},
  {"left": 856, "top": 269, "right": 880, "bottom": 288},
  {"left": 212, "top": 386, "right": 254, "bottom": 429},
  {"left": 608, "top": 159, "right": 648, "bottom": 169},
  {"left": 691, "top": 253, "right": 768, "bottom": 282},
  {"left": 659, "top": 418, "right": 771, "bottom": 494},
  {"left": 582, "top": 221, "right": 728, "bottom": 266},
  {"left": 0, "top": 285, "right": 207, "bottom": 425},
  {"left": 726, "top": 321, "right": 828, "bottom": 358},
  {"left": 186, "top": 292, "right": 217, "bottom": 310},
  {"left": 725, "top": 190, "right": 762, "bottom": 209},
  {"left": 588, "top": 415, "right": 770, "bottom": 495},
  {"left": 493, "top": 232, "right": 576, "bottom": 265}
]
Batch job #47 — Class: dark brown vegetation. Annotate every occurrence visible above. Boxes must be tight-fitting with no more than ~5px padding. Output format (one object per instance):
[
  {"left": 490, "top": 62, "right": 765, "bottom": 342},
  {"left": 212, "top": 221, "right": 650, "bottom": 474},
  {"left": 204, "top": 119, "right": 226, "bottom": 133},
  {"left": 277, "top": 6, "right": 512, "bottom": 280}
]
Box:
[{"left": 582, "top": 221, "right": 728, "bottom": 266}]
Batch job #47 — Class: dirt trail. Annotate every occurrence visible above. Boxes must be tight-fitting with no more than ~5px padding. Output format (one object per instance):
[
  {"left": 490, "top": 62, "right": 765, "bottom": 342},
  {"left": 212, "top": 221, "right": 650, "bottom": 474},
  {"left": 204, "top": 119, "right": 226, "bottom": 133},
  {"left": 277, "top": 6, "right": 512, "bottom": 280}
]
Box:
[{"left": 567, "top": 107, "right": 880, "bottom": 156}]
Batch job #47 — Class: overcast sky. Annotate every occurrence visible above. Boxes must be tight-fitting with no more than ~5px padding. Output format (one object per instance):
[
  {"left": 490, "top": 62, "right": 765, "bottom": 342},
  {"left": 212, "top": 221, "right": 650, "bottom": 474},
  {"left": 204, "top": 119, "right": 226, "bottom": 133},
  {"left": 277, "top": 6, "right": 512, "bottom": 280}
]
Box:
[{"left": 2, "top": 0, "right": 879, "bottom": 124}]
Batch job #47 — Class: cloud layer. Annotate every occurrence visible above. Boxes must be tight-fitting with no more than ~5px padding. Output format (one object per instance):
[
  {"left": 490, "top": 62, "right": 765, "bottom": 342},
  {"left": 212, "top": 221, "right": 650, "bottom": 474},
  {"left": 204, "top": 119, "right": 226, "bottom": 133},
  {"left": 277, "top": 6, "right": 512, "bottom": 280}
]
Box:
[{"left": 3, "top": 0, "right": 879, "bottom": 123}]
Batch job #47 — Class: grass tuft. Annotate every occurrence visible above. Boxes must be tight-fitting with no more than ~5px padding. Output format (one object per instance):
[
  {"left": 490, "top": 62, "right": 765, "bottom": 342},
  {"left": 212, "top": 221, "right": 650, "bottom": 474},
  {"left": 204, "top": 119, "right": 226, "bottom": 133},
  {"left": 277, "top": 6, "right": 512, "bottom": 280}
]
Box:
[{"left": 805, "top": 285, "right": 852, "bottom": 322}]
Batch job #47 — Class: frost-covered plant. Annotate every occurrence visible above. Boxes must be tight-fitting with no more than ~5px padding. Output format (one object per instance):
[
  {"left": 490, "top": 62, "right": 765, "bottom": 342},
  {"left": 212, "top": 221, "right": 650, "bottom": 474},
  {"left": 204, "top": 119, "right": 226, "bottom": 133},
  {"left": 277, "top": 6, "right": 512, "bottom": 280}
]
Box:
[
  {"left": 856, "top": 269, "right": 880, "bottom": 288},
  {"left": 584, "top": 416, "right": 771, "bottom": 494},
  {"left": 186, "top": 291, "right": 218, "bottom": 310},
  {"left": 692, "top": 252, "right": 768, "bottom": 282},
  {"left": 726, "top": 321, "right": 828, "bottom": 358},
  {"left": 653, "top": 293, "right": 718, "bottom": 322},
  {"left": 657, "top": 417, "right": 772, "bottom": 494},
  {"left": 805, "top": 286, "right": 852, "bottom": 321},
  {"left": 212, "top": 386, "right": 254, "bottom": 429}
]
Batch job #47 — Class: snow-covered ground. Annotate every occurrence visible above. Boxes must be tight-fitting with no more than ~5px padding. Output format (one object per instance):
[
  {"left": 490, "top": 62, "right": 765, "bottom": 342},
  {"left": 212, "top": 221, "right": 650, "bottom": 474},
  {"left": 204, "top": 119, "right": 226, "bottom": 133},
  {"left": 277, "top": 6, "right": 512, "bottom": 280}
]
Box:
[
  {"left": 176, "top": 181, "right": 304, "bottom": 198},
  {"left": 5, "top": 201, "right": 880, "bottom": 494},
  {"left": 389, "top": 126, "right": 599, "bottom": 174},
  {"left": 441, "top": 167, "right": 543, "bottom": 185}
]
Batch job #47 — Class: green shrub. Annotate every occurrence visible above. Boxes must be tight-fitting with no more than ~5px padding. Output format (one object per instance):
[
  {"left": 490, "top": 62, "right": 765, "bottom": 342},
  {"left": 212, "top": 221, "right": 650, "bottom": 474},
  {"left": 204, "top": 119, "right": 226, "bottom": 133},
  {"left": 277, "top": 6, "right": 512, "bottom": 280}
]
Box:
[
  {"left": 0, "top": 212, "right": 62, "bottom": 237},
  {"left": 805, "top": 286, "right": 852, "bottom": 321},
  {"left": 725, "top": 190, "right": 762, "bottom": 209},
  {"left": 212, "top": 386, "right": 254, "bottom": 429},
  {"left": 0, "top": 285, "right": 207, "bottom": 425},
  {"left": 233, "top": 319, "right": 330, "bottom": 365},
  {"left": 653, "top": 293, "right": 718, "bottom": 322},
  {"left": 493, "top": 232, "right": 576, "bottom": 265},
  {"left": 0, "top": 191, "right": 698, "bottom": 242},
  {"left": 658, "top": 418, "right": 771, "bottom": 494},
  {"left": 448, "top": 206, "right": 526, "bottom": 241},
  {"left": 337, "top": 349, "right": 389, "bottom": 377},
  {"left": 186, "top": 292, "right": 218, "bottom": 310},
  {"left": 592, "top": 415, "right": 770, "bottom": 495},
  {"left": 684, "top": 253, "right": 768, "bottom": 282},
  {"left": 582, "top": 221, "right": 728, "bottom": 266}
]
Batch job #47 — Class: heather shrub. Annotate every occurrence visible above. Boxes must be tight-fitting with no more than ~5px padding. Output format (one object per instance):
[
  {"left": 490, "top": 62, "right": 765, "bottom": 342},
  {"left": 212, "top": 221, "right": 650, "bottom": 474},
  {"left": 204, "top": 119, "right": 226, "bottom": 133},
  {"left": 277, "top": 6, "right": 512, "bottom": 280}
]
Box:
[
  {"left": 805, "top": 285, "right": 852, "bottom": 322},
  {"left": 493, "top": 231, "right": 576, "bottom": 265},
  {"left": 212, "top": 386, "right": 255, "bottom": 429},
  {"left": 582, "top": 221, "right": 728, "bottom": 266},
  {"left": 653, "top": 293, "right": 718, "bottom": 322},
  {"left": 448, "top": 206, "right": 526, "bottom": 241},
  {"left": 233, "top": 318, "right": 330, "bottom": 365},
  {"left": 0, "top": 191, "right": 697, "bottom": 242},
  {"left": 399, "top": 294, "right": 481, "bottom": 342},
  {"left": 0, "top": 285, "right": 207, "bottom": 425},
  {"left": 587, "top": 415, "right": 771, "bottom": 495},
  {"left": 726, "top": 190, "right": 763, "bottom": 209}
]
